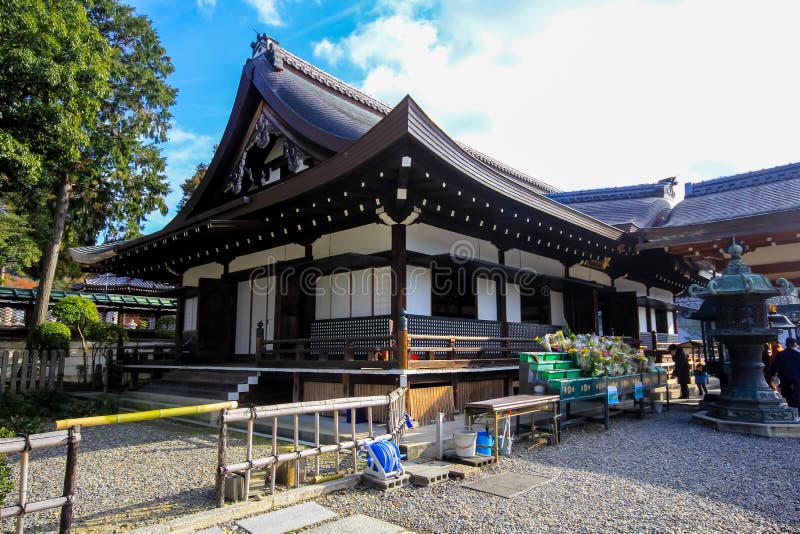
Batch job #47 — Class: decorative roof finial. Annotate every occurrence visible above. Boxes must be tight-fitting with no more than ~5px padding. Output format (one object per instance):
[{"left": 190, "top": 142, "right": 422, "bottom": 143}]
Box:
[{"left": 250, "top": 33, "right": 283, "bottom": 69}]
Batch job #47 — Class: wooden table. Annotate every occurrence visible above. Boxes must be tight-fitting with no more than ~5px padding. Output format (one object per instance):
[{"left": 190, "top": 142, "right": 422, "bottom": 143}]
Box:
[{"left": 463, "top": 394, "right": 560, "bottom": 461}]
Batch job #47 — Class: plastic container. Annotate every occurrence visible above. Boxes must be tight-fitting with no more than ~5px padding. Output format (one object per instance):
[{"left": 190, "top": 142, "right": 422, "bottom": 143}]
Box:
[
  {"left": 564, "top": 369, "right": 582, "bottom": 378},
  {"left": 541, "top": 353, "right": 562, "bottom": 361},
  {"left": 454, "top": 431, "right": 478, "bottom": 458},
  {"left": 475, "top": 431, "right": 495, "bottom": 456},
  {"left": 553, "top": 361, "right": 572, "bottom": 369},
  {"left": 539, "top": 370, "right": 565, "bottom": 379}
]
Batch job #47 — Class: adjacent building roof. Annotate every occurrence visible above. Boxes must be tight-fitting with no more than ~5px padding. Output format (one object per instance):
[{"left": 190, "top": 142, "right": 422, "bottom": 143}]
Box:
[
  {"left": 71, "top": 274, "right": 174, "bottom": 295},
  {"left": 663, "top": 162, "right": 800, "bottom": 227},
  {"left": 548, "top": 179, "right": 675, "bottom": 230},
  {"left": 0, "top": 287, "right": 176, "bottom": 310}
]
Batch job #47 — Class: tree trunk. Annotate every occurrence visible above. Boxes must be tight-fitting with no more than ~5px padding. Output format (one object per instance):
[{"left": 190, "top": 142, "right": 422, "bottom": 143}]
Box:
[{"left": 28, "top": 175, "right": 72, "bottom": 343}]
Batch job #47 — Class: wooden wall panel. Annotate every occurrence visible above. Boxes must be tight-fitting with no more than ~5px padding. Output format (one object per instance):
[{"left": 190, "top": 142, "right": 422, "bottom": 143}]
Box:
[
  {"left": 354, "top": 383, "right": 394, "bottom": 423},
  {"left": 409, "top": 385, "right": 455, "bottom": 426},
  {"left": 455, "top": 379, "right": 505, "bottom": 413},
  {"left": 303, "top": 381, "right": 345, "bottom": 417}
]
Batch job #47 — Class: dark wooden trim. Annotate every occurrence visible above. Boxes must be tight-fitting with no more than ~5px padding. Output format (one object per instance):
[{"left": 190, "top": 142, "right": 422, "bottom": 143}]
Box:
[{"left": 391, "top": 224, "right": 407, "bottom": 328}]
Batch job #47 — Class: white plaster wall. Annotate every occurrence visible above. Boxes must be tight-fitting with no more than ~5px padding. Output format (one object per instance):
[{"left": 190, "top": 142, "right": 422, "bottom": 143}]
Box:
[
  {"left": 183, "top": 297, "right": 198, "bottom": 331},
  {"left": 505, "top": 249, "right": 564, "bottom": 278},
  {"left": 638, "top": 307, "right": 650, "bottom": 333},
  {"left": 407, "top": 266, "right": 431, "bottom": 315},
  {"left": 667, "top": 311, "right": 676, "bottom": 334},
  {"left": 550, "top": 291, "right": 564, "bottom": 326},
  {"left": 373, "top": 266, "right": 392, "bottom": 316},
  {"left": 614, "top": 277, "right": 648, "bottom": 297},
  {"left": 235, "top": 281, "right": 251, "bottom": 354},
  {"left": 650, "top": 309, "right": 657, "bottom": 331},
  {"left": 330, "top": 271, "right": 351, "bottom": 319},
  {"left": 182, "top": 263, "right": 224, "bottom": 287},
  {"left": 477, "top": 277, "right": 497, "bottom": 320},
  {"left": 407, "top": 224, "right": 498, "bottom": 263},
  {"left": 351, "top": 269, "right": 373, "bottom": 317},
  {"left": 312, "top": 224, "right": 390, "bottom": 258},
  {"left": 315, "top": 275, "right": 332, "bottom": 320},
  {"left": 229, "top": 244, "right": 305, "bottom": 273},
  {"left": 233, "top": 276, "right": 276, "bottom": 354},
  {"left": 569, "top": 264, "right": 612, "bottom": 286},
  {"left": 506, "top": 283, "right": 522, "bottom": 323}
]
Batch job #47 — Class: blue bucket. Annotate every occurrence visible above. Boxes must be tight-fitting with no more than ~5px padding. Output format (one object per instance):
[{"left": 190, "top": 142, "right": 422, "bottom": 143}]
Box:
[{"left": 475, "top": 431, "right": 494, "bottom": 456}]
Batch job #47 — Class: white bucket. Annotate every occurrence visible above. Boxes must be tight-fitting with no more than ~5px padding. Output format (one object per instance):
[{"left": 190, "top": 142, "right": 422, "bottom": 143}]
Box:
[{"left": 454, "top": 431, "right": 478, "bottom": 458}]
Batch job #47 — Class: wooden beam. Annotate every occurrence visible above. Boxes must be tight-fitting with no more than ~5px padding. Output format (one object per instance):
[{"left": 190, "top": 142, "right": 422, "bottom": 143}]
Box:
[{"left": 391, "top": 224, "right": 407, "bottom": 326}]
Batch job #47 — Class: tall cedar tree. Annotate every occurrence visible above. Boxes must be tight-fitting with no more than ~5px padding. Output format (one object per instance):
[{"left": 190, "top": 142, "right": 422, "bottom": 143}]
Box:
[
  {"left": 0, "top": 0, "right": 176, "bottom": 333},
  {"left": 176, "top": 163, "right": 207, "bottom": 211}
]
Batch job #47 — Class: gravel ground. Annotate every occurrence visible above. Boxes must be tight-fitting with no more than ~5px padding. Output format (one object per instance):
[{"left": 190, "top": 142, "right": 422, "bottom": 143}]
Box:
[
  {"left": 318, "top": 406, "right": 800, "bottom": 534},
  {"left": 2, "top": 406, "right": 799, "bottom": 533}
]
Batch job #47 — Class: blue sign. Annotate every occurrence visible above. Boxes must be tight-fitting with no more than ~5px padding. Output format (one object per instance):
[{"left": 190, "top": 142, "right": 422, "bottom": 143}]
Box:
[{"left": 607, "top": 385, "right": 619, "bottom": 405}]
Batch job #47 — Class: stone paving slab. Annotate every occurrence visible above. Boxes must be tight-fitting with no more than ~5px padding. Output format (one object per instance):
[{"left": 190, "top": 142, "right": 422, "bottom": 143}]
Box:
[
  {"left": 235, "top": 502, "right": 338, "bottom": 534},
  {"left": 306, "top": 514, "right": 413, "bottom": 534},
  {"left": 194, "top": 528, "right": 226, "bottom": 534},
  {"left": 463, "top": 471, "right": 554, "bottom": 499}
]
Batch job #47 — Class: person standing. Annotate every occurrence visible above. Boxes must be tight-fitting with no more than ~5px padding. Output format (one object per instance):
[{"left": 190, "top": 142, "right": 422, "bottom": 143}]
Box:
[
  {"left": 669, "top": 344, "right": 691, "bottom": 399},
  {"left": 770, "top": 338, "right": 800, "bottom": 408}
]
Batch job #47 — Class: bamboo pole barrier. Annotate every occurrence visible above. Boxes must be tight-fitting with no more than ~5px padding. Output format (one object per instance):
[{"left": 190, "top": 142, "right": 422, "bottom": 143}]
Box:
[
  {"left": 333, "top": 409, "right": 340, "bottom": 472},
  {"left": 293, "top": 414, "right": 300, "bottom": 488},
  {"left": 2, "top": 496, "right": 71, "bottom": 521},
  {"left": 215, "top": 411, "right": 227, "bottom": 508},
  {"left": 350, "top": 409, "right": 357, "bottom": 475},
  {"left": 55, "top": 401, "right": 237, "bottom": 430},
  {"left": 16, "top": 446, "right": 29, "bottom": 534},
  {"left": 244, "top": 417, "right": 253, "bottom": 501},
  {"left": 314, "top": 413, "right": 320, "bottom": 477},
  {"left": 224, "top": 390, "right": 404, "bottom": 423},
  {"left": 0, "top": 430, "right": 80, "bottom": 455},
  {"left": 270, "top": 417, "right": 277, "bottom": 495},
  {"left": 221, "top": 432, "right": 395, "bottom": 475}
]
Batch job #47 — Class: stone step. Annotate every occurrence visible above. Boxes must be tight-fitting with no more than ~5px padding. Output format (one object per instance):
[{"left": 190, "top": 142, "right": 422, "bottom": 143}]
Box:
[
  {"left": 305, "top": 514, "right": 413, "bottom": 534},
  {"left": 235, "top": 502, "right": 338, "bottom": 534}
]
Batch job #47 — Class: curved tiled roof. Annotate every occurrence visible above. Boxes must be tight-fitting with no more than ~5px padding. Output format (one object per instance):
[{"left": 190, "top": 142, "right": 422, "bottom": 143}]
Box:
[
  {"left": 665, "top": 162, "right": 800, "bottom": 227},
  {"left": 564, "top": 197, "right": 672, "bottom": 229}
]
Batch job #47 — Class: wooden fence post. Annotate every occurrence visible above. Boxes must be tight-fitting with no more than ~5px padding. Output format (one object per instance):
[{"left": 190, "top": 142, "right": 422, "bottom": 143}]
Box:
[
  {"left": 215, "top": 410, "right": 228, "bottom": 507},
  {"left": 48, "top": 350, "right": 59, "bottom": 389},
  {"left": 397, "top": 309, "right": 409, "bottom": 370},
  {"left": 0, "top": 350, "right": 8, "bottom": 394},
  {"left": 56, "top": 350, "right": 65, "bottom": 392},
  {"left": 10, "top": 350, "right": 20, "bottom": 393},
  {"left": 37, "top": 350, "right": 48, "bottom": 390},
  {"left": 59, "top": 425, "right": 80, "bottom": 534}
]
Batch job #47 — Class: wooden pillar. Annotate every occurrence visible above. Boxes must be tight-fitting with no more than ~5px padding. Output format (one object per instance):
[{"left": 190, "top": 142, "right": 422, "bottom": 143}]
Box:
[
  {"left": 391, "top": 224, "right": 407, "bottom": 327},
  {"left": 174, "top": 297, "right": 184, "bottom": 364},
  {"left": 592, "top": 289, "right": 600, "bottom": 335},
  {"left": 497, "top": 250, "right": 508, "bottom": 356},
  {"left": 292, "top": 372, "right": 300, "bottom": 402},
  {"left": 671, "top": 310, "right": 678, "bottom": 335}
]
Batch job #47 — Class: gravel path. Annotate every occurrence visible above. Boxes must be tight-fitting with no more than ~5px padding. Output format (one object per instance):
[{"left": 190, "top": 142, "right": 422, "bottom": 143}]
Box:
[
  {"left": 2, "top": 406, "right": 799, "bottom": 533},
  {"left": 318, "top": 406, "right": 800, "bottom": 533}
]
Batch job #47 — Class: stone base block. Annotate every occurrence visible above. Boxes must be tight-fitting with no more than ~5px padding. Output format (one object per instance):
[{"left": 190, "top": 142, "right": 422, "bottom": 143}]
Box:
[
  {"left": 692, "top": 411, "right": 800, "bottom": 438},
  {"left": 361, "top": 473, "right": 411, "bottom": 491}
]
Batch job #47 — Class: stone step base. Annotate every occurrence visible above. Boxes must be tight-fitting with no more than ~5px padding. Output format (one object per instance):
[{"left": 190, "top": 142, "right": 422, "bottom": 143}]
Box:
[{"left": 361, "top": 473, "right": 411, "bottom": 491}]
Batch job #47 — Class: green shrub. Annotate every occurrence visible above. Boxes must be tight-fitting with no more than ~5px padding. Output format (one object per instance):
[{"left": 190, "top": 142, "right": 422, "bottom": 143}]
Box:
[
  {"left": 0, "top": 390, "right": 119, "bottom": 435},
  {"left": 31, "top": 322, "right": 71, "bottom": 350},
  {"left": 52, "top": 296, "right": 99, "bottom": 327}
]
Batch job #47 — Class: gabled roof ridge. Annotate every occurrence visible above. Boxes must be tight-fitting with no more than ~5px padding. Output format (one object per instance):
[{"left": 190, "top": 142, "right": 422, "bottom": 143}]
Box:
[
  {"left": 549, "top": 179, "right": 676, "bottom": 204},
  {"left": 686, "top": 161, "right": 800, "bottom": 197},
  {"left": 455, "top": 141, "right": 560, "bottom": 194},
  {"left": 278, "top": 48, "right": 393, "bottom": 115}
]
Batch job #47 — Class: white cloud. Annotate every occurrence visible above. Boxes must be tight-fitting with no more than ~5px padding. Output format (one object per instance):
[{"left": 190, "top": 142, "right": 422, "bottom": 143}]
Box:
[
  {"left": 196, "top": 0, "right": 216, "bottom": 17},
  {"left": 312, "top": 38, "right": 343, "bottom": 65},
  {"left": 325, "top": 0, "right": 800, "bottom": 191},
  {"left": 243, "top": 0, "right": 284, "bottom": 27}
]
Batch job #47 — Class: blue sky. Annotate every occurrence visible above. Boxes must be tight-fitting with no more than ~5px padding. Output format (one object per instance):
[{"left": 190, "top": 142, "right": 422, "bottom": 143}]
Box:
[{"left": 131, "top": 0, "right": 800, "bottom": 234}]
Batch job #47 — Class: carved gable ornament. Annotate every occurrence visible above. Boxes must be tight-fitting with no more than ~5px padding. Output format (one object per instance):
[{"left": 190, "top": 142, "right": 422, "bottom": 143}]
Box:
[{"left": 224, "top": 110, "right": 312, "bottom": 194}]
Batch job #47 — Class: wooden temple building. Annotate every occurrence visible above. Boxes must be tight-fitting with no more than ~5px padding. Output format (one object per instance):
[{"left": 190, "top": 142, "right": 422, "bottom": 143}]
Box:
[{"left": 71, "top": 35, "right": 704, "bottom": 422}]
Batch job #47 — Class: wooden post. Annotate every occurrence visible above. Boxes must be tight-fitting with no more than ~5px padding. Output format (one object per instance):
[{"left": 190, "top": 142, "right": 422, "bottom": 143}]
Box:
[
  {"left": 497, "top": 250, "right": 509, "bottom": 357},
  {"left": 10, "top": 350, "right": 20, "bottom": 393},
  {"left": 344, "top": 341, "right": 354, "bottom": 361},
  {"left": 37, "top": 350, "right": 48, "bottom": 390},
  {"left": 447, "top": 338, "right": 456, "bottom": 360},
  {"left": 16, "top": 440, "right": 30, "bottom": 534},
  {"left": 21, "top": 350, "right": 31, "bottom": 392},
  {"left": 215, "top": 410, "right": 227, "bottom": 507},
  {"left": 59, "top": 426, "right": 79, "bottom": 534},
  {"left": 391, "top": 224, "right": 407, "bottom": 331},
  {"left": 292, "top": 372, "right": 300, "bottom": 403},
  {"left": 255, "top": 321, "right": 265, "bottom": 365},
  {"left": 175, "top": 297, "right": 184, "bottom": 365},
  {"left": 48, "top": 350, "right": 59, "bottom": 389},
  {"left": 397, "top": 309, "right": 409, "bottom": 370}
]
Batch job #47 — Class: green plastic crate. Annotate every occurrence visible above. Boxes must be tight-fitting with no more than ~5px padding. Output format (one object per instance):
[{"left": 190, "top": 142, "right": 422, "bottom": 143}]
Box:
[
  {"left": 563, "top": 369, "right": 582, "bottom": 378},
  {"left": 541, "top": 353, "right": 562, "bottom": 361},
  {"left": 530, "top": 362, "right": 555, "bottom": 371},
  {"left": 539, "top": 369, "right": 565, "bottom": 380},
  {"left": 547, "top": 379, "right": 566, "bottom": 390},
  {"left": 553, "top": 361, "right": 572, "bottom": 369}
]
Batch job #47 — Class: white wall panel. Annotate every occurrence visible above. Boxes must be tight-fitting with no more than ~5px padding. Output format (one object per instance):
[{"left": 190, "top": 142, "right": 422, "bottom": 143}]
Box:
[
  {"left": 569, "top": 264, "right": 612, "bottom": 286},
  {"left": 229, "top": 244, "right": 304, "bottom": 273},
  {"left": 182, "top": 263, "right": 224, "bottom": 287},
  {"left": 373, "top": 267, "right": 392, "bottom": 316},
  {"left": 506, "top": 283, "right": 522, "bottom": 323},
  {"left": 407, "top": 224, "right": 498, "bottom": 263},
  {"left": 183, "top": 297, "right": 198, "bottom": 330},
  {"left": 649, "top": 287, "right": 674, "bottom": 302},
  {"left": 614, "top": 278, "right": 648, "bottom": 297},
  {"left": 351, "top": 269, "right": 373, "bottom": 317},
  {"left": 235, "top": 281, "right": 252, "bottom": 354},
  {"left": 330, "top": 271, "right": 351, "bottom": 319},
  {"left": 312, "top": 224, "right": 390, "bottom": 259},
  {"left": 506, "top": 249, "right": 564, "bottom": 278},
  {"left": 477, "top": 278, "right": 497, "bottom": 320},
  {"left": 667, "top": 311, "right": 676, "bottom": 334},
  {"left": 550, "top": 291, "right": 564, "bottom": 326},
  {"left": 315, "top": 275, "right": 332, "bottom": 320},
  {"left": 638, "top": 307, "right": 650, "bottom": 333},
  {"left": 406, "top": 266, "right": 431, "bottom": 315}
]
